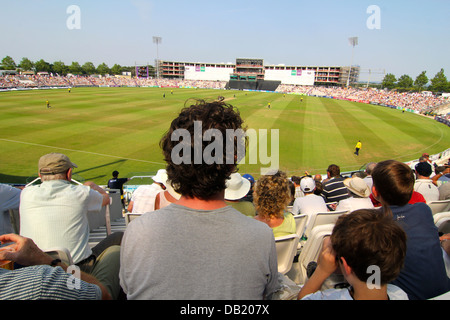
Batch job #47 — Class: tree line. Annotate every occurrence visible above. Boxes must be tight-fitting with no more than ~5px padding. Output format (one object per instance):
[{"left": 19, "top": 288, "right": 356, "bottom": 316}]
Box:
[
  {"left": 0, "top": 56, "right": 155, "bottom": 77},
  {"left": 381, "top": 69, "right": 449, "bottom": 93}
]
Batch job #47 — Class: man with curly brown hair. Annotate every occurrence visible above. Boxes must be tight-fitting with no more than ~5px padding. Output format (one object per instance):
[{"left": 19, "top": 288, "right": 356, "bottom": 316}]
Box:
[{"left": 119, "top": 99, "right": 280, "bottom": 300}]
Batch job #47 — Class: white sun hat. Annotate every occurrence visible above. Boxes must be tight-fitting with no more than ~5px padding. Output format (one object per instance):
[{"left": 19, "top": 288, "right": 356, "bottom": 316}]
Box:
[
  {"left": 152, "top": 169, "right": 168, "bottom": 185},
  {"left": 224, "top": 172, "right": 251, "bottom": 200},
  {"left": 344, "top": 177, "right": 371, "bottom": 198}
]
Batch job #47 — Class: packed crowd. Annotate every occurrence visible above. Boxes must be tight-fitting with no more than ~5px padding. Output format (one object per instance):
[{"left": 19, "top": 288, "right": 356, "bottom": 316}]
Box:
[
  {"left": 1, "top": 98, "right": 450, "bottom": 301},
  {"left": 276, "top": 84, "right": 448, "bottom": 112},
  {"left": 1, "top": 74, "right": 448, "bottom": 113}
]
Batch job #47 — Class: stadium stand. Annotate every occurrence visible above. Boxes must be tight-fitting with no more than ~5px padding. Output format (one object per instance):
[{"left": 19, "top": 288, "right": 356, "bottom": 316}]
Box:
[{"left": 1, "top": 74, "right": 448, "bottom": 117}]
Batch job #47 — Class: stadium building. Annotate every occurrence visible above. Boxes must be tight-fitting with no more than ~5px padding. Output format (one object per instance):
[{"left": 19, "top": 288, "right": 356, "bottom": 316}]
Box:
[{"left": 157, "top": 58, "right": 360, "bottom": 90}]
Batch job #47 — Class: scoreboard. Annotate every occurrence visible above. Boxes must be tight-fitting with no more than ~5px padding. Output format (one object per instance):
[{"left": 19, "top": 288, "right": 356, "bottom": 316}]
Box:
[{"left": 136, "top": 66, "right": 149, "bottom": 78}]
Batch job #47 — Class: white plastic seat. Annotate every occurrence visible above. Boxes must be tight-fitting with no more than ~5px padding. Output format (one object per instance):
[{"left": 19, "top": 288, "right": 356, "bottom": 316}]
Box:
[
  {"left": 434, "top": 211, "right": 450, "bottom": 234},
  {"left": 296, "top": 224, "right": 334, "bottom": 285},
  {"left": 275, "top": 234, "right": 300, "bottom": 275},
  {"left": 293, "top": 214, "right": 307, "bottom": 239},
  {"left": 299, "top": 210, "right": 347, "bottom": 251},
  {"left": 427, "top": 200, "right": 450, "bottom": 215}
]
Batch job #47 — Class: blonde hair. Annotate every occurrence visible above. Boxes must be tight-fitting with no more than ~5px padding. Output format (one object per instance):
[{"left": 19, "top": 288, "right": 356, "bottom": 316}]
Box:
[{"left": 254, "top": 170, "right": 291, "bottom": 219}]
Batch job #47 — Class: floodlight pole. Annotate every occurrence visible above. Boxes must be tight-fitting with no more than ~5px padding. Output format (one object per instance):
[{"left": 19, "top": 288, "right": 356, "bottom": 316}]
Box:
[
  {"left": 346, "top": 37, "right": 358, "bottom": 87},
  {"left": 153, "top": 36, "right": 162, "bottom": 78}
]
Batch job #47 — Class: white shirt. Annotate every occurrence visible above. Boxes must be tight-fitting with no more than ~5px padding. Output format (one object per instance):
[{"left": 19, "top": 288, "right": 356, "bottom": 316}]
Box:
[
  {"left": 19, "top": 180, "right": 104, "bottom": 264},
  {"left": 292, "top": 194, "right": 328, "bottom": 225},
  {"left": 336, "top": 197, "right": 374, "bottom": 213},
  {"left": 301, "top": 284, "right": 408, "bottom": 300},
  {"left": 130, "top": 183, "right": 163, "bottom": 213},
  {"left": 414, "top": 179, "right": 439, "bottom": 202},
  {"left": 0, "top": 184, "right": 21, "bottom": 235}
]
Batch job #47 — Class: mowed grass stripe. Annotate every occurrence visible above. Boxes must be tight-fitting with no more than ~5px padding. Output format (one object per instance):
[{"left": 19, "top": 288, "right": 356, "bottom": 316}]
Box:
[{"left": 1, "top": 87, "right": 449, "bottom": 184}]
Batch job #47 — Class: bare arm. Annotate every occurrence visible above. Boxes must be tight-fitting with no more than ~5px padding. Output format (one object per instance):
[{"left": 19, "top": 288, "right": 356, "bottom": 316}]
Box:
[
  {"left": 298, "top": 237, "right": 338, "bottom": 299},
  {"left": 84, "top": 181, "right": 110, "bottom": 206},
  {"left": 0, "top": 234, "right": 111, "bottom": 300}
]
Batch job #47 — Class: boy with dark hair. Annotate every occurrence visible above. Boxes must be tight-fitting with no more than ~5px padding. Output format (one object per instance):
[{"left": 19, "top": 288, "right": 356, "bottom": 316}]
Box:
[
  {"left": 298, "top": 208, "right": 408, "bottom": 300},
  {"left": 120, "top": 99, "right": 280, "bottom": 300},
  {"left": 371, "top": 159, "right": 450, "bottom": 300}
]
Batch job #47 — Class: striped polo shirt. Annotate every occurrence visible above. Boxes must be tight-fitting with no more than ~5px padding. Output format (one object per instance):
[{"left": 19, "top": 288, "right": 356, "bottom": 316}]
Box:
[{"left": 321, "top": 176, "right": 349, "bottom": 204}]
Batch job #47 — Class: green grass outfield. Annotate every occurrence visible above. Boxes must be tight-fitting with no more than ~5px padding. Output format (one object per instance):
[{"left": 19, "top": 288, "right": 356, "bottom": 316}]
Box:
[{"left": 0, "top": 86, "right": 449, "bottom": 185}]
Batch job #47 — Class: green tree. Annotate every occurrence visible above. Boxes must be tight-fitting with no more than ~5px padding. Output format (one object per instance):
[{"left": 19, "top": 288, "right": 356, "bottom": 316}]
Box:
[
  {"left": 34, "top": 59, "right": 52, "bottom": 73},
  {"left": 397, "top": 74, "right": 413, "bottom": 89},
  {"left": 110, "top": 64, "right": 123, "bottom": 75},
  {"left": 414, "top": 71, "right": 428, "bottom": 91},
  {"left": 82, "top": 62, "right": 96, "bottom": 75},
  {"left": 382, "top": 73, "right": 397, "bottom": 89},
  {"left": 430, "top": 68, "right": 448, "bottom": 92},
  {"left": 1, "top": 56, "right": 17, "bottom": 70},
  {"left": 52, "top": 61, "right": 68, "bottom": 75},
  {"left": 96, "top": 62, "right": 110, "bottom": 75},
  {"left": 18, "top": 57, "right": 34, "bottom": 72},
  {"left": 68, "top": 61, "right": 83, "bottom": 75}
]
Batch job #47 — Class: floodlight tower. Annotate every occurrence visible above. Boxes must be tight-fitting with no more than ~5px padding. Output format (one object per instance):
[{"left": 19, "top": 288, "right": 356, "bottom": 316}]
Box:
[
  {"left": 346, "top": 36, "right": 358, "bottom": 87},
  {"left": 153, "top": 36, "right": 162, "bottom": 78}
]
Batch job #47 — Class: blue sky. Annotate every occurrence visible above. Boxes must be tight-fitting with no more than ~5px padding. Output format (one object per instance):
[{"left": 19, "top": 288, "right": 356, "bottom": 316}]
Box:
[{"left": 1, "top": 0, "right": 449, "bottom": 82}]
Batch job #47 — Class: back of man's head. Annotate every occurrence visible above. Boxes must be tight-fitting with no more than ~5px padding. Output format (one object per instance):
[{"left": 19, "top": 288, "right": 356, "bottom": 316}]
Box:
[
  {"left": 365, "top": 162, "right": 377, "bottom": 175},
  {"left": 38, "top": 153, "right": 77, "bottom": 181},
  {"left": 372, "top": 160, "right": 414, "bottom": 206},
  {"left": 331, "top": 208, "right": 406, "bottom": 285},
  {"left": 112, "top": 170, "right": 119, "bottom": 178},
  {"left": 415, "top": 162, "right": 432, "bottom": 178},
  {"left": 160, "top": 99, "right": 245, "bottom": 199},
  {"left": 327, "top": 164, "right": 340, "bottom": 178}
]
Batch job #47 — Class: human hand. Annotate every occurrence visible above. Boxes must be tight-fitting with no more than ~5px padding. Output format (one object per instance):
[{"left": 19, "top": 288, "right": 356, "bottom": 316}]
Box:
[
  {"left": 316, "top": 237, "right": 338, "bottom": 276},
  {"left": 0, "top": 234, "right": 52, "bottom": 267}
]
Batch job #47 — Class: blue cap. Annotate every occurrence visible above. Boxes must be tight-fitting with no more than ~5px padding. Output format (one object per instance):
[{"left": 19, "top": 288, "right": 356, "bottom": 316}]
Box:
[{"left": 242, "top": 174, "right": 255, "bottom": 184}]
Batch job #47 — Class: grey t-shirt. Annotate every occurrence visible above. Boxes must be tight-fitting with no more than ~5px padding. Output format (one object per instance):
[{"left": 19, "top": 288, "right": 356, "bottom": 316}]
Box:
[{"left": 120, "top": 203, "right": 280, "bottom": 300}]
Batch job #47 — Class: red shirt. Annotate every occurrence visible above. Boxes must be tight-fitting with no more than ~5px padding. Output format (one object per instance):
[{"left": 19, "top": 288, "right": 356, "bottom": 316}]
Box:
[{"left": 370, "top": 191, "right": 426, "bottom": 207}]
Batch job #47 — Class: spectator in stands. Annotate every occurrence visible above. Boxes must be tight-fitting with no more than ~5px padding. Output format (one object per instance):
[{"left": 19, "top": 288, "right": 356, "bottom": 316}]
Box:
[
  {"left": 119, "top": 99, "right": 280, "bottom": 299},
  {"left": 313, "top": 174, "right": 324, "bottom": 195},
  {"left": 19, "top": 153, "right": 123, "bottom": 298},
  {"left": 439, "top": 183, "right": 450, "bottom": 200},
  {"left": 0, "top": 233, "right": 114, "bottom": 300},
  {"left": 291, "top": 177, "right": 328, "bottom": 227},
  {"left": 414, "top": 162, "right": 439, "bottom": 202},
  {"left": 154, "top": 177, "right": 181, "bottom": 210},
  {"left": 241, "top": 173, "right": 255, "bottom": 203},
  {"left": 335, "top": 177, "right": 374, "bottom": 212},
  {"left": 371, "top": 159, "right": 450, "bottom": 300},
  {"left": 224, "top": 172, "right": 255, "bottom": 217},
  {"left": 421, "top": 153, "right": 433, "bottom": 164},
  {"left": 127, "top": 169, "right": 167, "bottom": 213},
  {"left": 363, "top": 162, "right": 377, "bottom": 190},
  {"left": 298, "top": 208, "right": 408, "bottom": 300},
  {"left": 291, "top": 176, "right": 304, "bottom": 198},
  {"left": 321, "top": 164, "right": 349, "bottom": 207},
  {"left": 107, "top": 171, "right": 131, "bottom": 211},
  {"left": 0, "top": 183, "right": 21, "bottom": 235},
  {"left": 433, "top": 166, "right": 450, "bottom": 186},
  {"left": 254, "top": 170, "right": 296, "bottom": 238}
]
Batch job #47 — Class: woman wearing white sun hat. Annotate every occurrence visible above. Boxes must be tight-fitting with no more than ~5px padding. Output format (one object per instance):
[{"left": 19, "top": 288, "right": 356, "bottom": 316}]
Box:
[{"left": 224, "top": 172, "right": 256, "bottom": 217}]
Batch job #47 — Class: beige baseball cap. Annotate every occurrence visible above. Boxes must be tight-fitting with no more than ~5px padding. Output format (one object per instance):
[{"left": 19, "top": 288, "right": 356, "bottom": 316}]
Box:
[{"left": 39, "top": 153, "right": 78, "bottom": 175}]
